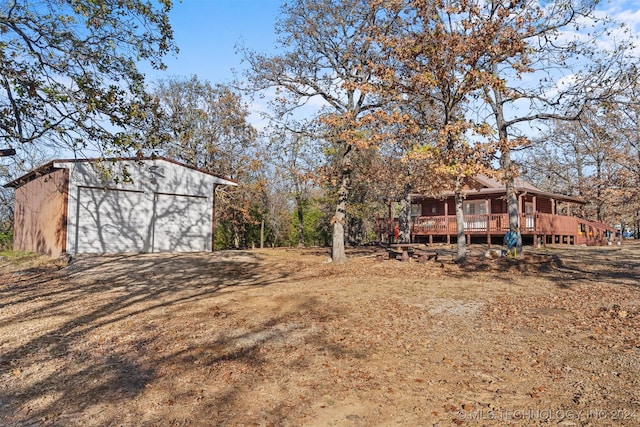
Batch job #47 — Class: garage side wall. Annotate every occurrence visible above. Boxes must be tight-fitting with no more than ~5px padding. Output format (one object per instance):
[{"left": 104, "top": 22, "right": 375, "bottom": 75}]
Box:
[
  {"left": 61, "top": 159, "right": 215, "bottom": 254},
  {"left": 13, "top": 169, "right": 69, "bottom": 257}
]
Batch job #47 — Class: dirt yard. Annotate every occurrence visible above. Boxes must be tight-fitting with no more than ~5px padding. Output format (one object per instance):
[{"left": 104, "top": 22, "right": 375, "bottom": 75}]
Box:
[{"left": 1, "top": 244, "right": 639, "bottom": 426}]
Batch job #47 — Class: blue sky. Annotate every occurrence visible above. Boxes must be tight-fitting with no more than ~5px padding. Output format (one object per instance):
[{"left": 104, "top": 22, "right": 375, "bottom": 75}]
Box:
[
  {"left": 150, "top": 0, "right": 640, "bottom": 87},
  {"left": 146, "top": 0, "right": 640, "bottom": 134},
  {"left": 145, "top": 0, "right": 281, "bottom": 85}
]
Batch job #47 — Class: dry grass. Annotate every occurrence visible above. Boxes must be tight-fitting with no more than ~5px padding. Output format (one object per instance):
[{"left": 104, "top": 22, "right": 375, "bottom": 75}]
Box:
[{"left": 1, "top": 244, "right": 639, "bottom": 426}]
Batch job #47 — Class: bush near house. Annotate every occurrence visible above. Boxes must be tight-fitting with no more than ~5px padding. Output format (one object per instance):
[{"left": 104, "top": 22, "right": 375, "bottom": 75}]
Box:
[{"left": 0, "top": 230, "right": 12, "bottom": 251}]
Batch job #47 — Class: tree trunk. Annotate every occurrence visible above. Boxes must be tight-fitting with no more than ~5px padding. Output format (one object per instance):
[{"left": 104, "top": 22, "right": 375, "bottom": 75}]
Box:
[
  {"left": 454, "top": 186, "right": 467, "bottom": 263},
  {"left": 502, "top": 149, "right": 522, "bottom": 249},
  {"left": 502, "top": 151, "right": 520, "bottom": 230},
  {"left": 296, "top": 193, "right": 305, "bottom": 247},
  {"left": 594, "top": 157, "right": 603, "bottom": 222},
  {"left": 233, "top": 229, "right": 240, "bottom": 249},
  {"left": 260, "top": 218, "right": 265, "bottom": 249},
  {"left": 490, "top": 69, "right": 522, "bottom": 249},
  {"left": 398, "top": 182, "right": 412, "bottom": 243},
  {"left": 332, "top": 209, "right": 347, "bottom": 263},
  {"left": 332, "top": 146, "right": 352, "bottom": 263}
]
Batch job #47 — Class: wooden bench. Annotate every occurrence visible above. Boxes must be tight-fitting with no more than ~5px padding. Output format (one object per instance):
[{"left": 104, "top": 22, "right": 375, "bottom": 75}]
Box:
[
  {"left": 376, "top": 243, "right": 436, "bottom": 262},
  {"left": 387, "top": 247, "right": 405, "bottom": 260}
]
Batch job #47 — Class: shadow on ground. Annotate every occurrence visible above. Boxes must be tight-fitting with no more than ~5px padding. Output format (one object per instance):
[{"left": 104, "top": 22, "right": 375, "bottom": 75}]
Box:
[{"left": 0, "top": 250, "right": 307, "bottom": 425}]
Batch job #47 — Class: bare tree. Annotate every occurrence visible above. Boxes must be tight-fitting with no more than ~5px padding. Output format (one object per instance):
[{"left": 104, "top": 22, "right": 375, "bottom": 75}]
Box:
[
  {"left": 153, "top": 75, "right": 261, "bottom": 248},
  {"left": 266, "top": 126, "right": 321, "bottom": 247},
  {"left": 475, "top": 0, "right": 640, "bottom": 243},
  {"left": 241, "top": 0, "right": 387, "bottom": 263},
  {"left": 524, "top": 98, "right": 640, "bottom": 236}
]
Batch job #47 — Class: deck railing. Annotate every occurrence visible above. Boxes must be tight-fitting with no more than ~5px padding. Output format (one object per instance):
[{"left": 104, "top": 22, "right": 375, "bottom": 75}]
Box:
[
  {"left": 535, "top": 212, "right": 576, "bottom": 235},
  {"left": 377, "top": 213, "right": 612, "bottom": 239},
  {"left": 411, "top": 214, "right": 511, "bottom": 234}
]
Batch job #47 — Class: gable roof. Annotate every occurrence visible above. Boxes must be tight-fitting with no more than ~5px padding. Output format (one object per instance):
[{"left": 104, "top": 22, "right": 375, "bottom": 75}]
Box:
[
  {"left": 413, "top": 174, "right": 585, "bottom": 204},
  {"left": 4, "top": 156, "right": 238, "bottom": 189}
]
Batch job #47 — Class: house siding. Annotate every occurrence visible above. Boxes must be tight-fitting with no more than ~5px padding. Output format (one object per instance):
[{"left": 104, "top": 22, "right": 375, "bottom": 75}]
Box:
[
  {"left": 490, "top": 198, "right": 505, "bottom": 214},
  {"left": 420, "top": 199, "right": 443, "bottom": 216},
  {"left": 418, "top": 195, "right": 560, "bottom": 217},
  {"left": 536, "top": 198, "right": 553, "bottom": 214},
  {"left": 13, "top": 169, "right": 68, "bottom": 257}
]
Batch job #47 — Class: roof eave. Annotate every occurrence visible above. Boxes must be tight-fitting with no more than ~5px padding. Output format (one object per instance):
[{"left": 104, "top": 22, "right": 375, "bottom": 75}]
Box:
[
  {"left": 3, "top": 161, "right": 59, "bottom": 189},
  {"left": 5, "top": 156, "right": 239, "bottom": 189}
]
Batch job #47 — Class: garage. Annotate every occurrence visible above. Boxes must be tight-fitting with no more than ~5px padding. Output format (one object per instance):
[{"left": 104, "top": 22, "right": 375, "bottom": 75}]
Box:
[
  {"left": 5, "top": 157, "right": 236, "bottom": 256},
  {"left": 76, "top": 187, "right": 148, "bottom": 254},
  {"left": 152, "top": 193, "right": 210, "bottom": 253}
]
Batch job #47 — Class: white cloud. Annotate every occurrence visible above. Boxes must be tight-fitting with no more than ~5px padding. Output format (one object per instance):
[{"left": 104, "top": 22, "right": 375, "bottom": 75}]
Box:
[
  {"left": 598, "top": 1, "right": 640, "bottom": 54},
  {"left": 607, "top": 1, "right": 640, "bottom": 32}
]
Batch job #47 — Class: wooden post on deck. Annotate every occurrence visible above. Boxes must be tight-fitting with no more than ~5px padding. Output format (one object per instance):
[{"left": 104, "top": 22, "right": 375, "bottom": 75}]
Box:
[
  {"left": 485, "top": 198, "right": 491, "bottom": 246},
  {"left": 444, "top": 201, "right": 450, "bottom": 244},
  {"left": 518, "top": 194, "right": 524, "bottom": 227},
  {"left": 532, "top": 195, "right": 537, "bottom": 236}
]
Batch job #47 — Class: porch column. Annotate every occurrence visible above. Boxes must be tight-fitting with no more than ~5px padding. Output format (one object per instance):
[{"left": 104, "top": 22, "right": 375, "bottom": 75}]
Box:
[
  {"left": 532, "top": 195, "right": 538, "bottom": 245},
  {"left": 485, "top": 198, "right": 490, "bottom": 226},
  {"left": 518, "top": 194, "right": 524, "bottom": 228},
  {"left": 485, "top": 198, "right": 491, "bottom": 246},
  {"left": 444, "top": 201, "right": 450, "bottom": 244}
]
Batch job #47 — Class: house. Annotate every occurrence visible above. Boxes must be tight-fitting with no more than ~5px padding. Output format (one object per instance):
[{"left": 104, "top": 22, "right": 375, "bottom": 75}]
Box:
[
  {"left": 377, "top": 175, "right": 613, "bottom": 246},
  {"left": 4, "top": 157, "right": 237, "bottom": 256}
]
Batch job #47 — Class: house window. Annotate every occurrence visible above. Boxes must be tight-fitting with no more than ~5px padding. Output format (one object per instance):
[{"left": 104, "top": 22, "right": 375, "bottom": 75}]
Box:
[
  {"left": 411, "top": 203, "right": 422, "bottom": 217},
  {"left": 525, "top": 202, "right": 535, "bottom": 229},
  {"left": 463, "top": 200, "right": 488, "bottom": 230},
  {"left": 525, "top": 202, "right": 534, "bottom": 215},
  {"left": 463, "top": 200, "right": 487, "bottom": 215}
]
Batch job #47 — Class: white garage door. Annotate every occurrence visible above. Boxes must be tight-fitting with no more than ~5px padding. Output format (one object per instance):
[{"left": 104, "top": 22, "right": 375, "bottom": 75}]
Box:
[
  {"left": 152, "top": 193, "right": 211, "bottom": 252},
  {"left": 76, "top": 187, "right": 149, "bottom": 254}
]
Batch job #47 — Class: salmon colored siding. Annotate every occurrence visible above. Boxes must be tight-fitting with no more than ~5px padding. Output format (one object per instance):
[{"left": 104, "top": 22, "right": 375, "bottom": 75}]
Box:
[
  {"left": 536, "top": 198, "right": 553, "bottom": 214},
  {"left": 420, "top": 200, "right": 443, "bottom": 216},
  {"left": 420, "top": 197, "right": 507, "bottom": 215},
  {"left": 447, "top": 199, "right": 455, "bottom": 214},
  {"left": 13, "top": 169, "right": 68, "bottom": 257},
  {"left": 490, "top": 198, "right": 505, "bottom": 214},
  {"left": 419, "top": 195, "right": 554, "bottom": 215}
]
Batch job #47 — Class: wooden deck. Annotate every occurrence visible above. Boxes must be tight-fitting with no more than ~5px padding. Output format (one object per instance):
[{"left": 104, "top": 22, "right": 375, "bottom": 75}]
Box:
[{"left": 377, "top": 213, "right": 614, "bottom": 246}]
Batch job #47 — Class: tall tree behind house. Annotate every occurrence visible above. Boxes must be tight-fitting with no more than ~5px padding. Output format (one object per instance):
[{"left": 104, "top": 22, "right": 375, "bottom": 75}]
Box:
[{"left": 242, "top": 0, "right": 389, "bottom": 263}]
